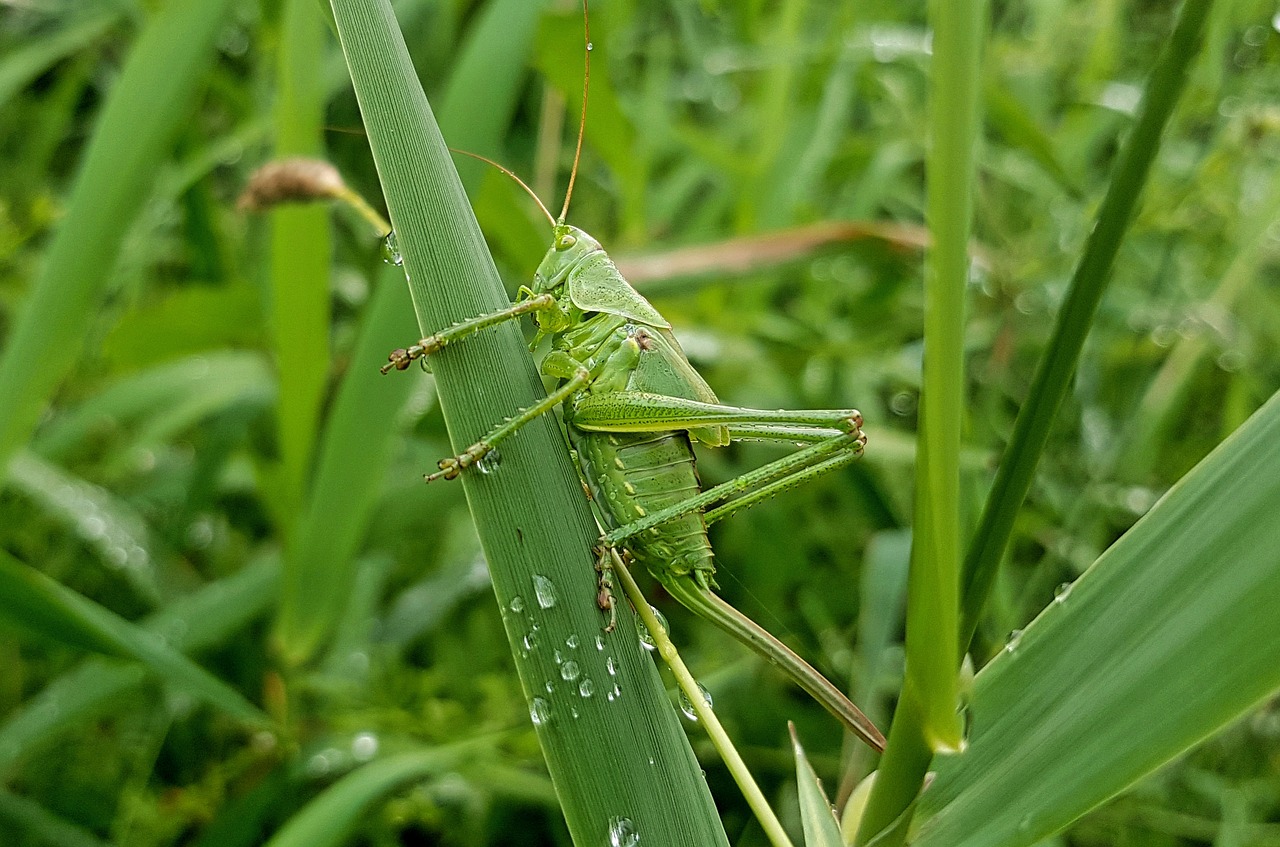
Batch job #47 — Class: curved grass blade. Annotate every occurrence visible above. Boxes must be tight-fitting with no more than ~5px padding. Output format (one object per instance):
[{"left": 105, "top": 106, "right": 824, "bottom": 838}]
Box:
[
  {"left": 263, "top": 749, "right": 462, "bottom": 847},
  {"left": 0, "top": 550, "right": 272, "bottom": 728},
  {"left": 32, "top": 352, "right": 274, "bottom": 463},
  {"left": 915, "top": 387, "right": 1280, "bottom": 847},
  {"left": 0, "top": 555, "right": 279, "bottom": 777},
  {"left": 959, "top": 0, "right": 1217, "bottom": 647},
  {"left": 0, "top": 789, "right": 110, "bottom": 847}
]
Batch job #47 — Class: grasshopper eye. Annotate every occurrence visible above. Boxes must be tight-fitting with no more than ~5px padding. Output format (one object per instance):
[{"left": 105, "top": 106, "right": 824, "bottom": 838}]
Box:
[{"left": 556, "top": 234, "right": 577, "bottom": 251}]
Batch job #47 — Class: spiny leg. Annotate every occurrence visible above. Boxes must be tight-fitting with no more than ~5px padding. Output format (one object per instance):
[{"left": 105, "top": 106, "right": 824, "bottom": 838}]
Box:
[
  {"left": 426, "top": 367, "right": 592, "bottom": 482},
  {"left": 566, "top": 391, "right": 866, "bottom": 545},
  {"left": 703, "top": 448, "right": 862, "bottom": 526},
  {"left": 570, "top": 391, "right": 862, "bottom": 434},
  {"left": 600, "top": 428, "right": 864, "bottom": 545},
  {"left": 382, "top": 293, "right": 556, "bottom": 373}
]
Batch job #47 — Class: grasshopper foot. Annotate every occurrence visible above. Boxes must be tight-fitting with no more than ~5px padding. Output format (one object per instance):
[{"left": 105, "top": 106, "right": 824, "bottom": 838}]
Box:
[
  {"left": 380, "top": 335, "right": 445, "bottom": 374},
  {"left": 424, "top": 443, "right": 492, "bottom": 483},
  {"left": 593, "top": 545, "right": 618, "bottom": 633}
]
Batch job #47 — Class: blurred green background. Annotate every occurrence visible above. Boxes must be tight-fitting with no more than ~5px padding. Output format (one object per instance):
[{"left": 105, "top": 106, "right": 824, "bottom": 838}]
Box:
[{"left": 1, "top": 0, "right": 1278, "bottom": 845}]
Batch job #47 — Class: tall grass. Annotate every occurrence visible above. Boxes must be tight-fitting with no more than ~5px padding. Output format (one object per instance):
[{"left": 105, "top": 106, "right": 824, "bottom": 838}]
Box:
[{"left": 1, "top": 0, "right": 1278, "bottom": 844}]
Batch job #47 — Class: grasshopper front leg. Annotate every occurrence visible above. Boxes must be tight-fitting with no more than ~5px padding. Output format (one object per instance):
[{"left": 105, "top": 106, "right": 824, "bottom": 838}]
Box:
[{"left": 381, "top": 291, "right": 556, "bottom": 373}]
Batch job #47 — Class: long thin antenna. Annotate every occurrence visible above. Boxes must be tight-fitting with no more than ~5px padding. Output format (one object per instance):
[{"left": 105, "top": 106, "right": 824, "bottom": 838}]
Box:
[
  {"left": 449, "top": 147, "right": 555, "bottom": 227},
  {"left": 557, "top": 0, "right": 591, "bottom": 225}
]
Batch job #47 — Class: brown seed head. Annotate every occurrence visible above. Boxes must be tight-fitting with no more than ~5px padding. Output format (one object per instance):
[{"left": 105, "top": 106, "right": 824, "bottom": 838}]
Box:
[{"left": 237, "top": 158, "right": 346, "bottom": 212}]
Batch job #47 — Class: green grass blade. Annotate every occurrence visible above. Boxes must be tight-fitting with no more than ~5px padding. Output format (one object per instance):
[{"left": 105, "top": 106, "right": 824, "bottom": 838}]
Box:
[
  {"left": 274, "top": 0, "right": 545, "bottom": 666},
  {"left": 915, "top": 387, "right": 1280, "bottom": 847},
  {"left": 857, "top": 0, "right": 986, "bottom": 840},
  {"left": 31, "top": 351, "right": 273, "bottom": 463},
  {"left": 263, "top": 749, "right": 461, "bottom": 847},
  {"left": 273, "top": 269, "right": 419, "bottom": 664},
  {"left": 959, "top": 0, "right": 1216, "bottom": 646},
  {"left": 326, "top": 0, "right": 729, "bottom": 842},
  {"left": 0, "top": 789, "right": 111, "bottom": 847},
  {"left": 0, "top": 0, "right": 236, "bottom": 478},
  {"left": 0, "top": 550, "right": 272, "bottom": 728},
  {"left": 791, "top": 724, "right": 845, "bottom": 847},
  {"left": 905, "top": 0, "right": 987, "bottom": 751},
  {"left": 0, "top": 6, "right": 122, "bottom": 112},
  {"left": 0, "top": 555, "right": 279, "bottom": 776},
  {"left": 7, "top": 451, "right": 162, "bottom": 604},
  {"left": 266, "top": 0, "right": 331, "bottom": 519}
]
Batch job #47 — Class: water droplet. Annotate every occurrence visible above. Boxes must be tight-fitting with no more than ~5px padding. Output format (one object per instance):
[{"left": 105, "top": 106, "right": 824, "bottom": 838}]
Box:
[
  {"left": 476, "top": 449, "right": 502, "bottom": 475},
  {"left": 509, "top": 595, "right": 525, "bottom": 613},
  {"left": 579, "top": 678, "right": 594, "bottom": 697},
  {"left": 566, "top": 634, "right": 579, "bottom": 649},
  {"left": 381, "top": 231, "right": 403, "bottom": 266},
  {"left": 1005, "top": 629, "right": 1024, "bottom": 653},
  {"left": 595, "top": 635, "right": 605, "bottom": 650},
  {"left": 545, "top": 680, "right": 554, "bottom": 693},
  {"left": 523, "top": 624, "right": 539, "bottom": 651},
  {"left": 533, "top": 574, "right": 558, "bottom": 609},
  {"left": 678, "top": 683, "right": 713, "bottom": 721},
  {"left": 606, "top": 657, "right": 618, "bottom": 676},
  {"left": 554, "top": 649, "right": 564, "bottom": 665},
  {"left": 571, "top": 706, "right": 580, "bottom": 718},
  {"left": 1053, "top": 582, "right": 1074, "bottom": 603},
  {"left": 561, "top": 660, "right": 580, "bottom": 681},
  {"left": 586, "top": 42, "right": 595, "bottom": 52},
  {"left": 608, "top": 815, "right": 639, "bottom": 847},
  {"left": 351, "top": 732, "right": 379, "bottom": 761},
  {"left": 530, "top": 697, "right": 551, "bottom": 726},
  {"left": 638, "top": 606, "right": 667, "bottom": 651},
  {"left": 611, "top": 683, "right": 621, "bottom": 700}
]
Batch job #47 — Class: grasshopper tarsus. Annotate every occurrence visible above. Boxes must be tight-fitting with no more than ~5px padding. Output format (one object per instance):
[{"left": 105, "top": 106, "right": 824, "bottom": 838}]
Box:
[
  {"left": 593, "top": 545, "right": 618, "bottom": 633},
  {"left": 382, "top": 335, "right": 446, "bottom": 374}
]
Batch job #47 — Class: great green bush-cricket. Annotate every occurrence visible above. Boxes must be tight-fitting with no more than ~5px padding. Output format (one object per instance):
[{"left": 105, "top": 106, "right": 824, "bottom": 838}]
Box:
[{"left": 384, "top": 3, "right": 885, "bottom": 752}]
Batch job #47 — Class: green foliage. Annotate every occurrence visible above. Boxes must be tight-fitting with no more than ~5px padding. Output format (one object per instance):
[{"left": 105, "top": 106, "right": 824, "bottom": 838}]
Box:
[{"left": 1, "top": 0, "right": 1279, "bottom": 845}]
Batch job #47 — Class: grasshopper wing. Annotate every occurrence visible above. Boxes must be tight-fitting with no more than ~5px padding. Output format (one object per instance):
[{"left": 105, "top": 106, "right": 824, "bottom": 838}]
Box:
[
  {"left": 567, "top": 254, "right": 671, "bottom": 328},
  {"left": 628, "top": 328, "right": 730, "bottom": 447}
]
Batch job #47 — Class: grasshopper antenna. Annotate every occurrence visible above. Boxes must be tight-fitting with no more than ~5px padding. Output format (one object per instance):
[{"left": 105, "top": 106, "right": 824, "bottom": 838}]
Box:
[
  {"left": 557, "top": 0, "right": 591, "bottom": 225},
  {"left": 449, "top": 147, "right": 555, "bottom": 227}
]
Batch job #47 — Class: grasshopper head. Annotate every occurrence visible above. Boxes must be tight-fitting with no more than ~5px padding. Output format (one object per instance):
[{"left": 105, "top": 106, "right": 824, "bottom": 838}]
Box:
[{"left": 533, "top": 224, "right": 601, "bottom": 294}]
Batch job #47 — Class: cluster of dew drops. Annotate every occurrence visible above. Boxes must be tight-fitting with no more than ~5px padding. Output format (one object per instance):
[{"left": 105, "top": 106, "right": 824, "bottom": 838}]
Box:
[{"left": 508, "top": 574, "right": 708, "bottom": 727}]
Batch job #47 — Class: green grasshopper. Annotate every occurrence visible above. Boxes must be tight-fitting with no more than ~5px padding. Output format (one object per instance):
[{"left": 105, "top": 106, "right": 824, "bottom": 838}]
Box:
[{"left": 383, "top": 9, "right": 884, "bottom": 753}]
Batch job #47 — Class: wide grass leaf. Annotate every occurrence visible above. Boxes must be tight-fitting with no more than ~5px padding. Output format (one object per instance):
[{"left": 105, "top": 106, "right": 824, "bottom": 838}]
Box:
[
  {"left": 0, "top": 555, "right": 279, "bottom": 776},
  {"left": 0, "top": 550, "right": 271, "bottom": 728},
  {"left": 914, "top": 387, "right": 1280, "bottom": 847}
]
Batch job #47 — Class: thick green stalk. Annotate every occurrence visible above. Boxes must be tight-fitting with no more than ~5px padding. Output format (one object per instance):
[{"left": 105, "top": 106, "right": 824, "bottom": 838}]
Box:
[
  {"left": 959, "top": 0, "right": 1215, "bottom": 648},
  {"left": 327, "top": 1, "right": 728, "bottom": 843},
  {"left": 267, "top": 0, "right": 331, "bottom": 522},
  {"left": 857, "top": 0, "right": 986, "bottom": 839}
]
